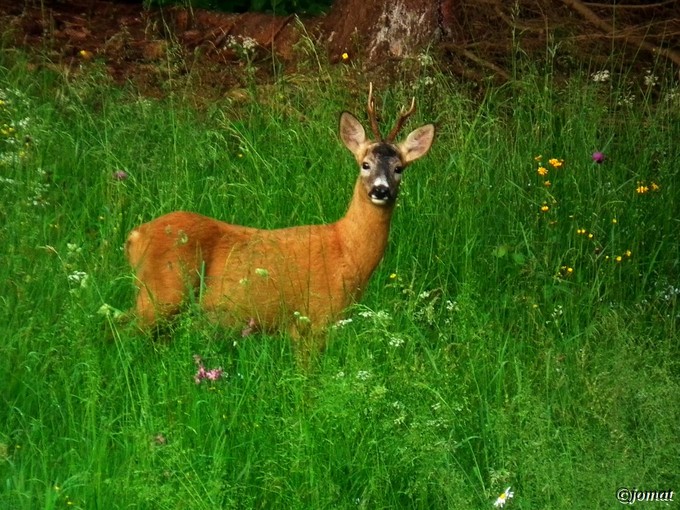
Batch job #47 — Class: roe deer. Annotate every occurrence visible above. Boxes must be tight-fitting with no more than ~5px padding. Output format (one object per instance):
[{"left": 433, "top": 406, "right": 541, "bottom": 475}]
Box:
[{"left": 126, "top": 84, "right": 435, "bottom": 348}]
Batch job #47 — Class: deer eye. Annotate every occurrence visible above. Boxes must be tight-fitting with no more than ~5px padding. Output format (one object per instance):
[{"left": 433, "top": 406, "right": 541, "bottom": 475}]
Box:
[
  {"left": 361, "top": 162, "right": 370, "bottom": 170},
  {"left": 394, "top": 166, "right": 403, "bottom": 174}
]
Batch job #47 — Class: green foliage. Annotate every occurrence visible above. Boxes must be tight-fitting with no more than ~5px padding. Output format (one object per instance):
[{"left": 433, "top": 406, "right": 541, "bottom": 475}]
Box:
[
  {"left": 143, "top": 0, "right": 333, "bottom": 15},
  {"left": 0, "top": 47, "right": 679, "bottom": 510}
]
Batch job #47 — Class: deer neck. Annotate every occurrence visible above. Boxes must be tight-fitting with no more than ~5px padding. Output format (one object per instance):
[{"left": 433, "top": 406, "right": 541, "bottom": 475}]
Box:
[{"left": 336, "top": 178, "right": 395, "bottom": 278}]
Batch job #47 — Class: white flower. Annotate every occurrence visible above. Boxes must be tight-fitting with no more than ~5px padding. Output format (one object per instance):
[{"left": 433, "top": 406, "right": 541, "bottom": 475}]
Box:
[
  {"left": 591, "top": 69, "right": 610, "bottom": 82},
  {"left": 356, "top": 370, "right": 371, "bottom": 381},
  {"left": 493, "top": 487, "right": 514, "bottom": 507},
  {"left": 388, "top": 336, "right": 404, "bottom": 348},
  {"left": 644, "top": 71, "right": 659, "bottom": 87},
  {"left": 333, "top": 318, "right": 353, "bottom": 328},
  {"left": 67, "top": 270, "right": 88, "bottom": 284}
]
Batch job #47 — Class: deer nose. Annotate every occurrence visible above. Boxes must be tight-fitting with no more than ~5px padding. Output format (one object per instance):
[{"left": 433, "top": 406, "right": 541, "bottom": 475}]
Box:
[{"left": 369, "top": 185, "right": 392, "bottom": 204}]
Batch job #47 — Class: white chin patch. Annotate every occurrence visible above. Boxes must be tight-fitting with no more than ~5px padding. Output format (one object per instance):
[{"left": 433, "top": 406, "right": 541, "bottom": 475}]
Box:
[{"left": 370, "top": 197, "right": 389, "bottom": 205}]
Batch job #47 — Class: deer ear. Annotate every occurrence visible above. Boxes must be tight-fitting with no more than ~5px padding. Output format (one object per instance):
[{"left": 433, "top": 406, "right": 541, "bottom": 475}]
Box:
[
  {"left": 399, "top": 124, "right": 435, "bottom": 164},
  {"left": 339, "top": 112, "right": 367, "bottom": 156}
]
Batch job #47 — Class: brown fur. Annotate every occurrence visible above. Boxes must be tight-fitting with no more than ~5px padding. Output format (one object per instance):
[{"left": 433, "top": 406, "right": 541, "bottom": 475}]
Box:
[{"left": 126, "top": 99, "right": 435, "bottom": 351}]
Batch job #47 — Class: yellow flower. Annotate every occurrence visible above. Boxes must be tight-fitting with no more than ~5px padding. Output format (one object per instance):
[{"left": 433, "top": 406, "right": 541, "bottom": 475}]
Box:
[
  {"left": 615, "top": 255, "right": 623, "bottom": 262},
  {"left": 78, "top": 49, "right": 93, "bottom": 60},
  {"left": 650, "top": 182, "right": 660, "bottom": 191},
  {"left": 537, "top": 166, "right": 548, "bottom": 176},
  {"left": 534, "top": 155, "right": 542, "bottom": 161},
  {"left": 625, "top": 250, "right": 632, "bottom": 257},
  {"left": 341, "top": 52, "right": 349, "bottom": 61},
  {"left": 389, "top": 273, "right": 397, "bottom": 279},
  {"left": 636, "top": 185, "right": 649, "bottom": 194},
  {"left": 540, "top": 204, "right": 550, "bottom": 212},
  {"left": 543, "top": 180, "right": 551, "bottom": 187},
  {"left": 548, "top": 158, "right": 563, "bottom": 168},
  {"left": 576, "top": 228, "right": 586, "bottom": 235},
  {"left": 587, "top": 233, "right": 594, "bottom": 239},
  {"left": 611, "top": 218, "right": 618, "bottom": 224}
]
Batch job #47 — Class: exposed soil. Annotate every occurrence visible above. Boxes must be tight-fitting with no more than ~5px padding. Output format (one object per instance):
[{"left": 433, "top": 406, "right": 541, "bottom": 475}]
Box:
[
  {"left": 1, "top": 0, "right": 679, "bottom": 98},
  {"left": 0, "top": 0, "right": 307, "bottom": 97}
]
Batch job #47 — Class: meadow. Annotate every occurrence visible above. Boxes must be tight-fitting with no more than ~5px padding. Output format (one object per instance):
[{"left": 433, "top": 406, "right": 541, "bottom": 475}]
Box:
[{"left": 0, "top": 44, "right": 679, "bottom": 509}]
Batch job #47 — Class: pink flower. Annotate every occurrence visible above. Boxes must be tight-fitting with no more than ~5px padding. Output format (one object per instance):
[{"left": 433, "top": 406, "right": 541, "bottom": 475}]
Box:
[
  {"left": 592, "top": 152, "right": 605, "bottom": 164},
  {"left": 194, "top": 365, "right": 207, "bottom": 384},
  {"left": 113, "top": 170, "right": 128, "bottom": 180},
  {"left": 205, "top": 368, "right": 224, "bottom": 381},
  {"left": 193, "top": 354, "right": 225, "bottom": 384}
]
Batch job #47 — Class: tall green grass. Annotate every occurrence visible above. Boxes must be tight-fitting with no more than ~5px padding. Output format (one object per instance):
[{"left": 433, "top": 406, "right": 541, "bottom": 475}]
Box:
[{"left": 0, "top": 49, "right": 678, "bottom": 509}]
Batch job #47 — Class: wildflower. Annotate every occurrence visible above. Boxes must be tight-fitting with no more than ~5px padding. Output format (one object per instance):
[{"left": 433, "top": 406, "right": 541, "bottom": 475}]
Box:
[
  {"left": 540, "top": 204, "right": 550, "bottom": 213},
  {"left": 113, "top": 169, "right": 128, "bottom": 181},
  {"left": 494, "top": 487, "right": 514, "bottom": 507},
  {"left": 205, "top": 368, "right": 224, "bottom": 381},
  {"left": 587, "top": 233, "right": 594, "bottom": 240},
  {"left": 534, "top": 155, "right": 542, "bottom": 161},
  {"left": 193, "top": 355, "right": 224, "bottom": 384},
  {"left": 537, "top": 166, "right": 548, "bottom": 176},
  {"left": 341, "top": 52, "right": 349, "bottom": 61},
  {"left": 625, "top": 250, "right": 632, "bottom": 257},
  {"left": 293, "top": 311, "right": 310, "bottom": 323},
  {"left": 644, "top": 71, "right": 659, "bottom": 87},
  {"left": 388, "top": 336, "right": 405, "bottom": 348},
  {"left": 591, "top": 69, "right": 610, "bottom": 82},
  {"left": 615, "top": 255, "right": 623, "bottom": 263},
  {"left": 650, "top": 182, "right": 660, "bottom": 191},
  {"left": 334, "top": 318, "right": 353, "bottom": 328},
  {"left": 636, "top": 184, "right": 649, "bottom": 194},
  {"left": 548, "top": 158, "right": 563, "bottom": 168},
  {"left": 543, "top": 180, "right": 551, "bottom": 187},
  {"left": 356, "top": 370, "right": 371, "bottom": 381},
  {"left": 592, "top": 151, "right": 605, "bottom": 164},
  {"left": 389, "top": 273, "right": 397, "bottom": 279},
  {"left": 417, "top": 53, "right": 433, "bottom": 66},
  {"left": 67, "top": 270, "right": 88, "bottom": 286},
  {"left": 611, "top": 218, "right": 617, "bottom": 224},
  {"left": 576, "top": 228, "right": 587, "bottom": 235},
  {"left": 78, "top": 49, "right": 93, "bottom": 60}
]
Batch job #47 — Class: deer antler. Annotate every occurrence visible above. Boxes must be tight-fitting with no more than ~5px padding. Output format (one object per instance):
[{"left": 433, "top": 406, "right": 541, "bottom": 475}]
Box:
[
  {"left": 385, "top": 97, "right": 416, "bottom": 143},
  {"left": 366, "top": 82, "right": 383, "bottom": 141}
]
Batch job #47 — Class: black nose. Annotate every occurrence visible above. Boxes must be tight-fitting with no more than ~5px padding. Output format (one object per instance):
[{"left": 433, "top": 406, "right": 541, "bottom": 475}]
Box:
[{"left": 369, "top": 185, "right": 391, "bottom": 202}]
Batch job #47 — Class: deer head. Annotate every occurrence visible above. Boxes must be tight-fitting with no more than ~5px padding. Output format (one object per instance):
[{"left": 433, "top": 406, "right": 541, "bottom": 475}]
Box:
[{"left": 339, "top": 83, "right": 435, "bottom": 206}]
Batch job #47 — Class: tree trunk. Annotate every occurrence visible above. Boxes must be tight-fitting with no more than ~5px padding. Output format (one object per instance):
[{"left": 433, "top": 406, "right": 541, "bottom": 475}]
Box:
[{"left": 322, "top": 0, "right": 444, "bottom": 62}]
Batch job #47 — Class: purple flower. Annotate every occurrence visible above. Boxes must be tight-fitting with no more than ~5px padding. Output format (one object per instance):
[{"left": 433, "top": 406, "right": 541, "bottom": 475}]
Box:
[
  {"left": 592, "top": 152, "right": 605, "bottom": 164},
  {"left": 113, "top": 170, "right": 128, "bottom": 180}
]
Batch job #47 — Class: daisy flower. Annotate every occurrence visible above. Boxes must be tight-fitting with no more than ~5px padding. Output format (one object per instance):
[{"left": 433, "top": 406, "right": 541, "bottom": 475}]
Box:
[{"left": 494, "top": 487, "right": 514, "bottom": 507}]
